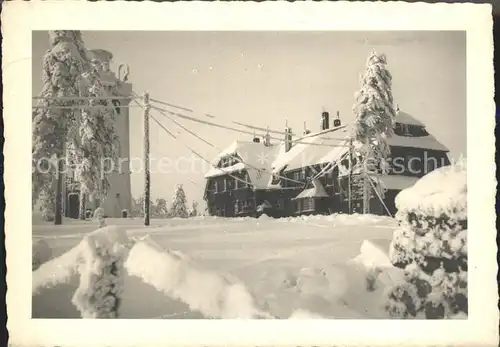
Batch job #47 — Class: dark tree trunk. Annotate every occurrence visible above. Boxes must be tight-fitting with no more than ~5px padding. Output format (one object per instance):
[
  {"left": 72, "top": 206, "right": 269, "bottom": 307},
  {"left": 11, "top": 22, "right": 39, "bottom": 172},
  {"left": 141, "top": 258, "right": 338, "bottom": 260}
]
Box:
[
  {"left": 79, "top": 192, "right": 86, "bottom": 220},
  {"left": 54, "top": 156, "right": 64, "bottom": 225}
]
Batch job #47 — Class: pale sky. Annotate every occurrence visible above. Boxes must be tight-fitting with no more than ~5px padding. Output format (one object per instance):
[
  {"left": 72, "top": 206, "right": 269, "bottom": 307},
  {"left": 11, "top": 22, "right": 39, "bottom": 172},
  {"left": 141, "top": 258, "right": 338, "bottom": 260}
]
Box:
[{"left": 32, "top": 31, "right": 466, "bottom": 206}]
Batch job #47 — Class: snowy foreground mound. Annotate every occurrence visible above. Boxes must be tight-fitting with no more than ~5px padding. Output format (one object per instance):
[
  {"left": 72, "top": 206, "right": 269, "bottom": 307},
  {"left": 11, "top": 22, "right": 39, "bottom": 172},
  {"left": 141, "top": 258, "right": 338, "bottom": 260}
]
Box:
[
  {"left": 388, "top": 161, "right": 468, "bottom": 319},
  {"left": 33, "top": 214, "right": 407, "bottom": 319}
]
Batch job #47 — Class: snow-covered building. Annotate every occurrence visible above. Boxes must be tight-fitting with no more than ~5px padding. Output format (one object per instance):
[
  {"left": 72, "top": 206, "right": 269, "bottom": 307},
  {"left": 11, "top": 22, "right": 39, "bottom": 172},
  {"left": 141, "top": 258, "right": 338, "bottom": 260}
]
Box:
[
  {"left": 203, "top": 137, "right": 283, "bottom": 217},
  {"left": 63, "top": 49, "right": 133, "bottom": 218},
  {"left": 204, "top": 110, "right": 450, "bottom": 218}
]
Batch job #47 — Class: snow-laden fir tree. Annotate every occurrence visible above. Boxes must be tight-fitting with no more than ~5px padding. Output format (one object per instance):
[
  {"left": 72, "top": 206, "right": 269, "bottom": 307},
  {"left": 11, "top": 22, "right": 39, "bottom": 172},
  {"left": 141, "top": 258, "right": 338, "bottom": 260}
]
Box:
[
  {"left": 170, "top": 184, "right": 189, "bottom": 218},
  {"left": 73, "top": 56, "right": 119, "bottom": 220},
  {"left": 385, "top": 158, "right": 467, "bottom": 319},
  {"left": 131, "top": 195, "right": 154, "bottom": 217},
  {"left": 72, "top": 226, "right": 129, "bottom": 318},
  {"left": 154, "top": 198, "right": 168, "bottom": 218},
  {"left": 189, "top": 200, "right": 199, "bottom": 217},
  {"left": 352, "top": 50, "right": 397, "bottom": 214},
  {"left": 32, "top": 31, "right": 87, "bottom": 223}
]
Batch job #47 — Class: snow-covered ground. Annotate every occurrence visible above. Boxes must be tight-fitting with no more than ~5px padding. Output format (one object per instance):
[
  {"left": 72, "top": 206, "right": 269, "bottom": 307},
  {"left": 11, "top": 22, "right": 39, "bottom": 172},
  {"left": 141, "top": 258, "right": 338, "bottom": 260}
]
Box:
[{"left": 32, "top": 213, "right": 400, "bottom": 319}]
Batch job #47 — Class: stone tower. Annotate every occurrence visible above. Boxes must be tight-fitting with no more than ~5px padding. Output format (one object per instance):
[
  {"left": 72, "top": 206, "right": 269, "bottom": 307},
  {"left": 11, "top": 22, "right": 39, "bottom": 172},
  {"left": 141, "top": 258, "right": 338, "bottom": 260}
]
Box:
[
  {"left": 90, "top": 49, "right": 133, "bottom": 217},
  {"left": 64, "top": 49, "right": 133, "bottom": 218}
]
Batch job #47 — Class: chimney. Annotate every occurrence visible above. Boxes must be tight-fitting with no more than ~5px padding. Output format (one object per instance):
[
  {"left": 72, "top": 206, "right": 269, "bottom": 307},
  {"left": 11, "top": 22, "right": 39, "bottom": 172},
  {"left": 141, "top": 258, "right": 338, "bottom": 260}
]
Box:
[
  {"left": 303, "top": 121, "right": 311, "bottom": 135},
  {"left": 263, "top": 128, "right": 271, "bottom": 146},
  {"left": 284, "top": 127, "right": 293, "bottom": 152},
  {"left": 252, "top": 131, "right": 260, "bottom": 143},
  {"left": 333, "top": 110, "right": 341, "bottom": 127},
  {"left": 321, "top": 111, "right": 330, "bottom": 131}
]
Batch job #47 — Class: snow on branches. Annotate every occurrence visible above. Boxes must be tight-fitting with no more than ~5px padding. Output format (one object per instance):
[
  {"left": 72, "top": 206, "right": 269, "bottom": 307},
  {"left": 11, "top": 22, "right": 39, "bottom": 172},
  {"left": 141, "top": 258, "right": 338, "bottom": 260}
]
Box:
[
  {"left": 170, "top": 184, "right": 189, "bottom": 218},
  {"left": 32, "top": 31, "right": 87, "bottom": 213},
  {"left": 352, "top": 50, "right": 397, "bottom": 157},
  {"left": 386, "top": 160, "right": 468, "bottom": 319},
  {"left": 73, "top": 59, "right": 119, "bottom": 212},
  {"left": 71, "top": 226, "right": 130, "bottom": 318}
]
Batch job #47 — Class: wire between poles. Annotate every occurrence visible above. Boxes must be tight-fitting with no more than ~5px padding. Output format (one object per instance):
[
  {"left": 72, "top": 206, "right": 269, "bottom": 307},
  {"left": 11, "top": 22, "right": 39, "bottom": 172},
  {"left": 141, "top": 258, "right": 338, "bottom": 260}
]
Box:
[{"left": 152, "top": 106, "right": 305, "bottom": 186}]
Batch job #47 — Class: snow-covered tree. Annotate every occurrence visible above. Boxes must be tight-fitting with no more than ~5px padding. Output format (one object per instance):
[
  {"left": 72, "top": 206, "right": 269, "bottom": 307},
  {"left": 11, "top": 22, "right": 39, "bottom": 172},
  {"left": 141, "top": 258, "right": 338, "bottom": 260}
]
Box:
[
  {"left": 32, "top": 31, "right": 87, "bottom": 223},
  {"left": 154, "top": 198, "right": 168, "bottom": 218},
  {"left": 170, "top": 185, "right": 189, "bottom": 218},
  {"left": 352, "top": 50, "right": 397, "bottom": 213},
  {"left": 131, "top": 195, "right": 153, "bottom": 218},
  {"left": 189, "top": 201, "right": 199, "bottom": 217},
  {"left": 72, "top": 226, "right": 129, "bottom": 318},
  {"left": 73, "top": 56, "right": 119, "bottom": 219},
  {"left": 385, "top": 159, "right": 467, "bottom": 319}
]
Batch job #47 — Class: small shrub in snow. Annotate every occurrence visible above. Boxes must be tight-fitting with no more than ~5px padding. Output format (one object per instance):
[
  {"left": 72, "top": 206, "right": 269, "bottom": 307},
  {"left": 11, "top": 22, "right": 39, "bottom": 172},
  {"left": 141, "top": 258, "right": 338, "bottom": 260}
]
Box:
[
  {"left": 386, "top": 162, "right": 467, "bottom": 319},
  {"left": 365, "top": 267, "right": 382, "bottom": 292},
  {"left": 32, "top": 239, "right": 52, "bottom": 271},
  {"left": 71, "top": 226, "right": 130, "bottom": 318},
  {"left": 93, "top": 207, "right": 106, "bottom": 227},
  {"left": 40, "top": 197, "right": 55, "bottom": 222}
]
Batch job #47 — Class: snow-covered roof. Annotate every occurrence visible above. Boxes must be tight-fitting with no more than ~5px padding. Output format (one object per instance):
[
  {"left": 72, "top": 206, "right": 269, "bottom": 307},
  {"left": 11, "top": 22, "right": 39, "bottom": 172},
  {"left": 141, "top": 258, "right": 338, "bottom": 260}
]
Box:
[
  {"left": 395, "top": 111, "right": 425, "bottom": 126},
  {"left": 204, "top": 140, "right": 281, "bottom": 189},
  {"left": 387, "top": 133, "right": 449, "bottom": 152},
  {"left": 272, "top": 126, "right": 349, "bottom": 173},
  {"left": 370, "top": 174, "right": 420, "bottom": 191},
  {"left": 293, "top": 179, "right": 329, "bottom": 200},
  {"left": 205, "top": 111, "right": 448, "bottom": 190},
  {"left": 204, "top": 162, "right": 246, "bottom": 179}
]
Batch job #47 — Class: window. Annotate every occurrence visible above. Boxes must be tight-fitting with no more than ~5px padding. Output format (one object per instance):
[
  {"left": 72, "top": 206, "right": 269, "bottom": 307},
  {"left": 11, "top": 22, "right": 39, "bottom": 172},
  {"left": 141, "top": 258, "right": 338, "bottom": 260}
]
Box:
[
  {"left": 112, "top": 99, "right": 121, "bottom": 115},
  {"left": 215, "top": 180, "right": 219, "bottom": 193},
  {"left": 325, "top": 169, "right": 335, "bottom": 186},
  {"left": 395, "top": 122, "right": 430, "bottom": 137},
  {"left": 276, "top": 199, "right": 284, "bottom": 210},
  {"left": 271, "top": 174, "right": 281, "bottom": 185},
  {"left": 394, "top": 123, "right": 405, "bottom": 136},
  {"left": 405, "top": 154, "right": 422, "bottom": 175},
  {"left": 223, "top": 178, "right": 227, "bottom": 191},
  {"left": 301, "top": 198, "right": 314, "bottom": 211}
]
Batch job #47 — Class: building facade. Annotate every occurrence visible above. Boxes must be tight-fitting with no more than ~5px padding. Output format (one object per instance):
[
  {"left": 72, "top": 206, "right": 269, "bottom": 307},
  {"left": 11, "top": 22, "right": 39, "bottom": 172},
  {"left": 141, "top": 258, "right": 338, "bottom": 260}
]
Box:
[
  {"left": 204, "top": 110, "right": 450, "bottom": 218},
  {"left": 63, "top": 49, "right": 133, "bottom": 219}
]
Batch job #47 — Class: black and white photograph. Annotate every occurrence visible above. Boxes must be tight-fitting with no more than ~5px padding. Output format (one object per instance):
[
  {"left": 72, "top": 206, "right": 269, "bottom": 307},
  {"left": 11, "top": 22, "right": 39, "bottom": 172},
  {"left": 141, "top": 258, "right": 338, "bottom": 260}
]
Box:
[
  {"left": 3, "top": 1, "right": 497, "bottom": 347},
  {"left": 30, "top": 29, "right": 469, "bottom": 320}
]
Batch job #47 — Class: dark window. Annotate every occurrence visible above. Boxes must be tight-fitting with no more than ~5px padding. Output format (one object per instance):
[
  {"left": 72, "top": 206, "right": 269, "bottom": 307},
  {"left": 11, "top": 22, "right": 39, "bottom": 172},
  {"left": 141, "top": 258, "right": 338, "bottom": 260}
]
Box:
[
  {"left": 112, "top": 99, "right": 121, "bottom": 115},
  {"left": 271, "top": 174, "right": 281, "bottom": 185},
  {"left": 395, "top": 122, "right": 430, "bottom": 137},
  {"left": 302, "top": 198, "right": 314, "bottom": 211},
  {"left": 405, "top": 154, "right": 423, "bottom": 175},
  {"left": 394, "top": 123, "right": 405, "bottom": 136},
  {"left": 276, "top": 199, "right": 284, "bottom": 210}
]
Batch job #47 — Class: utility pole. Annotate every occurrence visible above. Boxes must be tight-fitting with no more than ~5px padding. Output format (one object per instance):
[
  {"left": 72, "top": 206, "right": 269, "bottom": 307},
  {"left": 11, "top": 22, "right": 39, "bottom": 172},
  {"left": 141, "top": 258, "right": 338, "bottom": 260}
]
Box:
[
  {"left": 143, "top": 92, "right": 151, "bottom": 226},
  {"left": 362, "top": 142, "right": 371, "bottom": 215},
  {"left": 54, "top": 152, "right": 64, "bottom": 225},
  {"left": 348, "top": 137, "right": 353, "bottom": 215}
]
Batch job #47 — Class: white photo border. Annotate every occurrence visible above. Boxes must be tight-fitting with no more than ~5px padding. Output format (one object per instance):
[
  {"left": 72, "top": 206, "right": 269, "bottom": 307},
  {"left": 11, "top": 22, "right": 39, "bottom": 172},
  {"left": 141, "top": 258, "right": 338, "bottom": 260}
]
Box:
[{"left": 2, "top": 1, "right": 497, "bottom": 346}]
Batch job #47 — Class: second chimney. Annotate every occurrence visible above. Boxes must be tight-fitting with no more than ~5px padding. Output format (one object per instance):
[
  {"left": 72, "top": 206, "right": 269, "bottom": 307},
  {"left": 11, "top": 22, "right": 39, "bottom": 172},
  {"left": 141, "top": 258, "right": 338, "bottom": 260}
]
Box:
[
  {"left": 321, "top": 111, "right": 330, "bottom": 131},
  {"left": 284, "top": 127, "right": 293, "bottom": 152}
]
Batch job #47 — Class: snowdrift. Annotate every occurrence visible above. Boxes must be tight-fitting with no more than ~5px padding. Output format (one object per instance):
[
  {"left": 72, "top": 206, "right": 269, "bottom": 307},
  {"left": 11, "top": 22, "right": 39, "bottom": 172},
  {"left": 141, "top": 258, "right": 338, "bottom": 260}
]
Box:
[
  {"left": 250, "top": 240, "right": 405, "bottom": 319},
  {"left": 124, "top": 236, "right": 272, "bottom": 319},
  {"left": 33, "top": 213, "right": 404, "bottom": 319}
]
